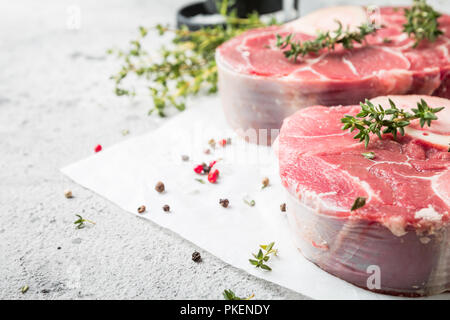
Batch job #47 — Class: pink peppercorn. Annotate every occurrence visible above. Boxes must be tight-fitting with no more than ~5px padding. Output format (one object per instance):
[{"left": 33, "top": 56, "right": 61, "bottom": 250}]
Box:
[
  {"left": 208, "top": 169, "right": 219, "bottom": 183},
  {"left": 194, "top": 164, "right": 203, "bottom": 174},
  {"left": 94, "top": 144, "right": 102, "bottom": 153}
]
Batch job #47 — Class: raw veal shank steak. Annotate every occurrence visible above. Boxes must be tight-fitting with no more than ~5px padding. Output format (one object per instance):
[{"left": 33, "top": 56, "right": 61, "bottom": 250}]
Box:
[
  {"left": 276, "top": 95, "right": 450, "bottom": 296},
  {"left": 217, "top": 6, "right": 450, "bottom": 144}
]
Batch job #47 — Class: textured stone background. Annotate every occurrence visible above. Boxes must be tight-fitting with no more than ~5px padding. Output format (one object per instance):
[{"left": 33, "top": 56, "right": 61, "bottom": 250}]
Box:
[{"left": 0, "top": 0, "right": 448, "bottom": 300}]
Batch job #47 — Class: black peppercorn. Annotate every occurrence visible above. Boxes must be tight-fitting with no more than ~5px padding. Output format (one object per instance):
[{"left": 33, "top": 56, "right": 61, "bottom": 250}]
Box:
[
  {"left": 192, "top": 251, "right": 202, "bottom": 262},
  {"left": 280, "top": 203, "right": 286, "bottom": 212},
  {"left": 202, "top": 163, "right": 211, "bottom": 174},
  {"left": 163, "top": 204, "right": 170, "bottom": 212},
  {"left": 219, "top": 199, "right": 229, "bottom": 208}
]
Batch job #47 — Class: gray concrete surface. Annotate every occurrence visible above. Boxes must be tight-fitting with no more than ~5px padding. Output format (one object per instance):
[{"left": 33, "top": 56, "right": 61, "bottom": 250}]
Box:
[{"left": 1, "top": 0, "right": 449, "bottom": 300}]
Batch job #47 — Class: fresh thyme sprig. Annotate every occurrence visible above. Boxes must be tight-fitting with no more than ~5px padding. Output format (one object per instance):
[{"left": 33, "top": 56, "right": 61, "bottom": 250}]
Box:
[
  {"left": 74, "top": 214, "right": 95, "bottom": 229},
  {"left": 403, "top": 0, "right": 443, "bottom": 47},
  {"left": 341, "top": 98, "right": 444, "bottom": 148},
  {"left": 276, "top": 21, "right": 377, "bottom": 62},
  {"left": 108, "top": 0, "right": 275, "bottom": 116},
  {"left": 223, "top": 289, "right": 255, "bottom": 300},
  {"left": 249, "top": 242, "right": 277, "bottom": 271}
]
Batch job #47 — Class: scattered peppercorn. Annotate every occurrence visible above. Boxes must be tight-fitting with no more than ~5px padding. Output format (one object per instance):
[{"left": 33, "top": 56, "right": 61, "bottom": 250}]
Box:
[
  {"left": 194, "top": 164, "right": 203, "bottom": 174},
  {"left": 280, "top": 203, "right": 286, "bottom": 212},
  {"left": 94, "top": 144, "right": 102, "bottom": 153},
  {"left": 262, "top": 177, "right": 269, "bottom": 189},
  {"left": 137, "top": 205, "right": 146, "bottom": 214},
  {"left": 202, "top": 162, "right": 211, "bottom": 173},
  {"left": 163, "top": 204, "right": 170, "bottom": 212},
  {"left": 155, "top": 181, "right": 165, "bottom": 193},
  {"left": 219, "top": 199, "right": 229, "bottom": 208},
  {"left": 208, "top": 169, "right": 219, "bottom": 183},
  {"left": 194, "top": 160, "right": 219, "bottom": 177},
  {"left": 64, "top": 190, "right": 73, "bottom": 199},
  {"left": 181, "top": 155, "right": 189, "bottom": 161},
  {"left": 192, "top": 251, "right": 202, "bottom": 262},
  {"left": 57, "top": 247, "right": 61, "bottom": 250},
  {"left": 218, "top": 139, "right": 227, "bottom": 147}
]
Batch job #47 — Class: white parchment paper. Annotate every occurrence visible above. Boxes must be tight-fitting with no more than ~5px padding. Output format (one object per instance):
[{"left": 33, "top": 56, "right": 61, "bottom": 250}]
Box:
[{"left": 61, "top": 97, "right": 449, "bottom": 300}]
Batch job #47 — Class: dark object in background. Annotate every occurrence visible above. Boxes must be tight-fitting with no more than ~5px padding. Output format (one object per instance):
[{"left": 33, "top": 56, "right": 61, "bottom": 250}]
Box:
[
  {"left": 177, "top": 2, "right": 221, "bottom": 30},
  {"left": 177, "top": 0, "right": 299, "bottom": 31},
  {"left": 204, "top": 0, "right": 284, "bottom": 18}
]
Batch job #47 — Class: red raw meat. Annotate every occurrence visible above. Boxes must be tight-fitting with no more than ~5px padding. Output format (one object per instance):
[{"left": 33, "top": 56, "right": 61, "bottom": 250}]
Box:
[
  {"left": 217, "top": 6, "right": 450, "bottom": 144},
  {"left": 276, "top": 95, "right": 450, "bottom": 296}
]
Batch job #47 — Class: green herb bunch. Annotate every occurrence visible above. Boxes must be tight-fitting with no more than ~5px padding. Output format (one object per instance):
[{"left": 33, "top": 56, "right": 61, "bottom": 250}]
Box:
[
  {"left": 108, "top": 0, "right": 275, "bottom": 116},
  {"left": 403, "top": 0, "right": 443, "bottom": 47},
  {"left": 249, "top": 242, "right": 277, "bottom": 271},
  {"left": 341, "top": 98, "right": 444, "bottom": 148},
  {"left": 275, "top": 21, "right": 377, "bottom": 62}
]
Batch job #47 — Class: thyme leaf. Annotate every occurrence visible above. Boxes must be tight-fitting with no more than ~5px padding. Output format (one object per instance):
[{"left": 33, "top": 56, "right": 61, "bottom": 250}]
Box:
[
  {"left": 362, "top": 151, "right": 376, "bottom": 160},
  {"left": 403, "top": 0, "right": 443, "bottom": 47},
  {"left": 275, "top": 21, "right": 377, "bottom": 62},
  {"left": 223, "top": 289, "right": 255, "bottom": 300},
  {"left": 244, "top": 199, "right": 256, "bottom": 207},
  {"left": 249, "top": 242, "right": 277, "bottom": 271},
  {"left": 74, "top": 214, "right": 95, "bottom": 229},
  {"left": 341, "top": 98, "right": 444, "bottom": 148},
  {"left": 351, "top": 197, "right": 367, "bottom": 211}
]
